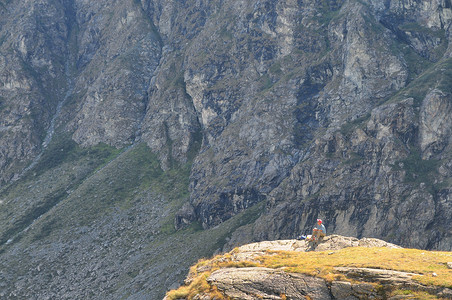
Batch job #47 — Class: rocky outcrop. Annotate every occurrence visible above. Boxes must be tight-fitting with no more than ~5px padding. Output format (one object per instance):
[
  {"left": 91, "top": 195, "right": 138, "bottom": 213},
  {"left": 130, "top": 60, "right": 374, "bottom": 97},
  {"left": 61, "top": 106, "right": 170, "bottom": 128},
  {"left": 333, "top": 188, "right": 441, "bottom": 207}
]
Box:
[
  {"left": 209, "top": 267, "right": 332, "bottom": 300},
  {"left": 208, "top": 267, "right": 415, "bottom": 299},
  {"left": 170, "top": 237, "right": 452, "bottom": 300},
  {"left": 231, "top": 235, "right": 401, "bottom": 260},
  {"left": 420, "top": 89, "right": 452, "bottom": 158}
]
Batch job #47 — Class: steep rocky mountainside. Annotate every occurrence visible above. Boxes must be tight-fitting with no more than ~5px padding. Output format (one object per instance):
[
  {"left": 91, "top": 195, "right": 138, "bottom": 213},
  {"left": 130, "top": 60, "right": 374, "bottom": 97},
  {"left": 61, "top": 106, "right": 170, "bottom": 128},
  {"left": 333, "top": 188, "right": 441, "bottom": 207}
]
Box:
[
  {"left": 1, "top": 0, "right": 452, "bottom": 299},
  {"left": 165, "top": 236, "right": 452, "bottom": 300}
]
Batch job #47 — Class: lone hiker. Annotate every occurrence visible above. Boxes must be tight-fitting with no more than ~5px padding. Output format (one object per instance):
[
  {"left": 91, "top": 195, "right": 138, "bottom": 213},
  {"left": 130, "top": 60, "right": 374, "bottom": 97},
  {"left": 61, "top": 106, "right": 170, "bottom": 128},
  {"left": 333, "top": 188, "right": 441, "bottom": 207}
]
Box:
[
  {"left": 297, "top": 219, "right": 327, "bottom": 245},
  {"left": 307, "top": 219, "right": 326, "bottom": 246},
  {"left": 313, "top": 218, "right": 326, "bottom": 239}
]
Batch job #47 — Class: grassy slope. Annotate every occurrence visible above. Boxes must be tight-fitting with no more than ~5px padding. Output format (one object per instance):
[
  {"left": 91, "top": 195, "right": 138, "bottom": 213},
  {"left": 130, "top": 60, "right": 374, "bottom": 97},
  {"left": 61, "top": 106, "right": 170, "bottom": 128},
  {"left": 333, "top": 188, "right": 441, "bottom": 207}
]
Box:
[
  {"left": 0, "top": 135, "right": 264, "bottom": 299},
  {"left": 167, "top": 246, "right": 452, "bottom": 300},
  {"left": 0, "top": 134, "right": 123, "bottom": 246}
]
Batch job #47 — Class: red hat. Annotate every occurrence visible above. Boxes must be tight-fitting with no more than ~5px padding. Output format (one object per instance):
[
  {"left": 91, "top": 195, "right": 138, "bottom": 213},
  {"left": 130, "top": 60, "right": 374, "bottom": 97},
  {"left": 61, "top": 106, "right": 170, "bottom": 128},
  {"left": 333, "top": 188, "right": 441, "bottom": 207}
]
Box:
[{"left": 317, "top": 219, "right": 322, "bottom": 224}]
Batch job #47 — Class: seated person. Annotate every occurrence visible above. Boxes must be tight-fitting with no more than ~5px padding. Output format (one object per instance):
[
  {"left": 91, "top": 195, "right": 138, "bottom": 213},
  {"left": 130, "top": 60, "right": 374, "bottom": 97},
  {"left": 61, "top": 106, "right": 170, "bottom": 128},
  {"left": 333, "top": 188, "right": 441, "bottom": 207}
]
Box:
[{"left": 308, "top": 219, "right": 326, "bottom": 244}]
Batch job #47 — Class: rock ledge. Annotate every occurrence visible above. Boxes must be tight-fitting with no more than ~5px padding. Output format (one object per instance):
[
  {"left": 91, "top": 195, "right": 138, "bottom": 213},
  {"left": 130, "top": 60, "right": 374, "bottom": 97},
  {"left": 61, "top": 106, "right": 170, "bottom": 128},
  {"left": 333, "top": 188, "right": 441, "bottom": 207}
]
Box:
[{"left": 165, "top": 235, "right": 452, "bottom": 300}]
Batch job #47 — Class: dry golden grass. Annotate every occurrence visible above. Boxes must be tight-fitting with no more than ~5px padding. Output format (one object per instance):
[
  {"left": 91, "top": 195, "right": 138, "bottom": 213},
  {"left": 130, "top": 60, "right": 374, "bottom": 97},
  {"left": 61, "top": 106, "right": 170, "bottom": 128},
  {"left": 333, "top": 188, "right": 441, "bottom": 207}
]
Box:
[
  {"left": 165, "top": 271, "right": 226, "bottom": 300},
  {"left": 390, "top": 289, "right": 441, "bottom": 299},
  {"left": 165, "top": 252, "right": 250, "bottom": 300},
  {"left": 258, "top": 247, "right": 452, "bottom": 288}
]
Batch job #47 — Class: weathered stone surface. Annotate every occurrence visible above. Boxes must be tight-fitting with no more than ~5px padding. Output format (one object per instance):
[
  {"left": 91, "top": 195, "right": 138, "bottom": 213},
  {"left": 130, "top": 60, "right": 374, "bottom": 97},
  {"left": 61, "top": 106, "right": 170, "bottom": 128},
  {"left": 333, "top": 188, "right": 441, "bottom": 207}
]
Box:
[
  {"left": 229, "top": 235, "right": 400, "bottom": 261},
  {"left": 420, "top": 89, "right": 452, "bottom": 159},
  {"left": 335, "top": 266, "right": 452, "bottom": 297},
  {"left": 0, "top": 0, "right": 70, "bottom": 184},
  {"left": 206, "top": 267, "right": 408, "bottom": 300},
  {"left": 330, "top": 281, "right": 357, "bottom": 300},
  {"left": 334, "top": 267, "right": 419, "bottom": 284},
  {"left": 69, "top": 0, "right": 162, "bottom": 148},
  {"left": 208, "top": 267, "right": 331, "bottom": 300}
]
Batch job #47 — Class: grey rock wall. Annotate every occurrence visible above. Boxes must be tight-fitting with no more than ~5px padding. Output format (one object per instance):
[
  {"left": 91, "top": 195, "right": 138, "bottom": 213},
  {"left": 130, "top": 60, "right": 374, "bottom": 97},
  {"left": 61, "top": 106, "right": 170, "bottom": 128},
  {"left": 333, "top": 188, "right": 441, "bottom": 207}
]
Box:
[
  {"left": 1, "top": 0, "right": 452, "bottom": 250},
  {"left": 0, "top": 0, "right": 70, "bottom": 184}
]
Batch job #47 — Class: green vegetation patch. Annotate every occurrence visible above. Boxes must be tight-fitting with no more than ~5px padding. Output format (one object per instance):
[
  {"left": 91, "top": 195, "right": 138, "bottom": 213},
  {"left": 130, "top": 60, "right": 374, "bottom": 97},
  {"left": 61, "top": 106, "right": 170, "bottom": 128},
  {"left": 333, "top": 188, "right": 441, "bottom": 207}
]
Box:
[
  {"left": 259, "top": 73, "right": 274, "bottom": 91},
  {"left": 399, "top": 44, "right": 432, "bottom": 82},
  {"left": 390, "top": 58, "right": 452, "bottom": 106},
  {"left": 390, "top": 289, "right": 440, "bottom": 300},
  {"left": 0, "top": 141, "right": 194, "bottom": 248},
  {"left": 395, "top": 150, "right": 440, "bottom": 186},
  {"left": 340, "top": 113, "right": 371, "bottom": 137},
  {"left": 0, "top": 135, "right": 124, "bottom": 246},
  {"left": 0, "top": 34, "right": 6, "bottom": 47},
  {"left": 388, "top": 23, "right": 447, "bottom": 83},
  {"left": 399, "top": 23, "right": 446, "bottom": 39},
  {"left": 0, "top": 0, "right": 12, "bottom": 10},
  {"left": 342, "top": 151, "right": 365, "bottom": 165},
  {"left": 0, "top": 95, "right": 5, "bottom": 112},
  {"left": 269, "top": 61, "right": 282, "bottom": 76},
  {"left": 55, "top": 143, "right": 174, "bottom": 226},
  {"left": 151, "top": 200, "right": 265, "bottom": 299},
  {"left": 33, "top": 134, "right": 122, "bottom": 177},
  {"left": 316, "top": 0, "right": 344, "bottom": 25},
  {"left": 219, "top": 25, "right": 233, "bottom": 40}
]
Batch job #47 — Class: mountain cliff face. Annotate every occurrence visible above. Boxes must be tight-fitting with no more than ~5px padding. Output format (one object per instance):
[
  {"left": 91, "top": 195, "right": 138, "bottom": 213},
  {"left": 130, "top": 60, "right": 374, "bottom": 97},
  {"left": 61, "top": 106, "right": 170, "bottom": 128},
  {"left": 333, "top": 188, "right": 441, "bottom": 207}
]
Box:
[{"left": 0, "top": 0, "right": 452, "bottom": 299}]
